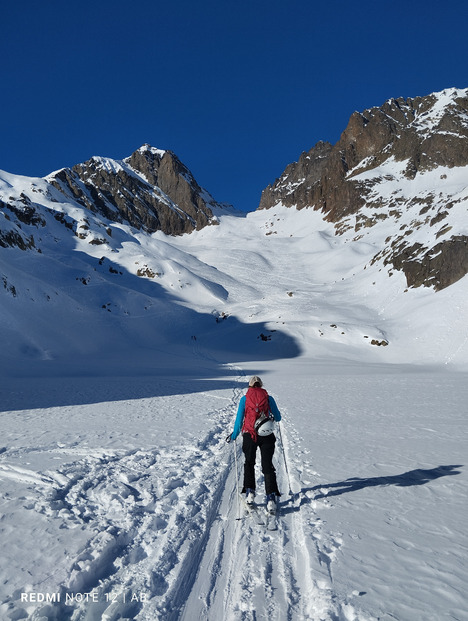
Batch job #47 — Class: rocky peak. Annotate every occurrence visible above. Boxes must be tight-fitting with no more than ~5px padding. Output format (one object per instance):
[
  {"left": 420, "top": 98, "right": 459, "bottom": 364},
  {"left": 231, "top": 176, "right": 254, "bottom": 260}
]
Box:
[
  {"left": 48, "top": 145, "right": 224, "bottom": 235},
  {"left": 125, "top": 144, "right": 167, "bottom": 187},
  {"left": 342, "top": 89, "right": 468, "bottom": 179},
  {"left": 258, "top": 88, "right": 468, "bottom": 291},
  {"left": 260, "top": 88, "right": 468, "bottom": 216}
]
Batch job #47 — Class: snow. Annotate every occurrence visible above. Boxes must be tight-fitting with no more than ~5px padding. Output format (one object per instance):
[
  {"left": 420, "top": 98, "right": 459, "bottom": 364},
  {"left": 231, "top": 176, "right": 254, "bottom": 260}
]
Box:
[
  {"left": 1, "top": 182, "right": 468, "bottom": 619},
  {"left": 340, "top": 157, "right": 468, "bottom": 267},
  {"left": 411, "top": 88, "right": 468, "bottom": 134},
  {"left": 136, "top": 145, "right": 167, "bottom": 158}
]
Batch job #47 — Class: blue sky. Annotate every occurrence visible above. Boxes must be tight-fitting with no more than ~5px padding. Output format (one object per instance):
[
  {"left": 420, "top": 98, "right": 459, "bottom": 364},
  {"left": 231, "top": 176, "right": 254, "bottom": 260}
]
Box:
[{"left": 1, "top": 0, "right": 467, "bottom": 211}]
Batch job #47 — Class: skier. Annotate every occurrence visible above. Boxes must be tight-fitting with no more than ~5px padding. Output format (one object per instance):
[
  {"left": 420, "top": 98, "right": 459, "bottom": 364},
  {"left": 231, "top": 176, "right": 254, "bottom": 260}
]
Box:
[{"left": 227, "top": 376, "right": 282, "bottom": 512}]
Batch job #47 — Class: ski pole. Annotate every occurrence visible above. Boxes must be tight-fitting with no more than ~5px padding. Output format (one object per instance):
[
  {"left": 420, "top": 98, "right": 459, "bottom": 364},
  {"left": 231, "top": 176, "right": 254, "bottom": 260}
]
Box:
[
  {"left": 233, "top": 436, "right": 241, "bottom": 519},
  {"left": 278, "top": 422, "right": 293, "bottom": 495}
]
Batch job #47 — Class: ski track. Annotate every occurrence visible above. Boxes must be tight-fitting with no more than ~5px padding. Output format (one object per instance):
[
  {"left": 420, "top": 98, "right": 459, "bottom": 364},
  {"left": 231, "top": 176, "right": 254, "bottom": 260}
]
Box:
[{"left": 1, "top": 365, "right": 359, "bottom": 621}]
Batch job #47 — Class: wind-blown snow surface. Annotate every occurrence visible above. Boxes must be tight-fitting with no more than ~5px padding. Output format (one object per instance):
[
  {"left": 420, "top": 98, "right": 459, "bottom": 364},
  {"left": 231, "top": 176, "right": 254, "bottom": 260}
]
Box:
[{"left": 1, "top": 206, "right": 467, "bottom": 620}]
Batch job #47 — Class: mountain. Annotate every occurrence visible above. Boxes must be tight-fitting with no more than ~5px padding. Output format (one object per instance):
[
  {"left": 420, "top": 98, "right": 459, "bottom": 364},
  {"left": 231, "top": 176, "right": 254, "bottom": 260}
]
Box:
[
  {"left": 0, "top": 144, "right": 227, "bottom": 251},
  {"left": 0, "top": 145, "right": 239, "bottom": 372},
  {"left": 1, "top": 89, "right": 467, "bottom": 374},
  {"left": 50, "top": 144, "right": 233, "bottom": 235},
  {"left": 259, "top": 88, "right": 468, "bottom": 291}
]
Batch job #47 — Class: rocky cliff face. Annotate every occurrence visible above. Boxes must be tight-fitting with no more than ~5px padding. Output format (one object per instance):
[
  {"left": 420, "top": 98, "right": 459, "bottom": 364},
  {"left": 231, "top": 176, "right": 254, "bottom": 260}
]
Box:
[
  {"left": 47, "top": 145, "right": 223, "bottom": 236},
  {"left": 259, "top": 88, "right": 468, "bottom": 291}
]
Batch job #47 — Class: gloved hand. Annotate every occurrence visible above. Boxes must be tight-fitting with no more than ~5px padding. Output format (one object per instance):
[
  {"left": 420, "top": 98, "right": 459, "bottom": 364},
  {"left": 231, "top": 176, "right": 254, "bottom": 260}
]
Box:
[{"left": 225, "top": 434, "right": 232, "bottom": 443}]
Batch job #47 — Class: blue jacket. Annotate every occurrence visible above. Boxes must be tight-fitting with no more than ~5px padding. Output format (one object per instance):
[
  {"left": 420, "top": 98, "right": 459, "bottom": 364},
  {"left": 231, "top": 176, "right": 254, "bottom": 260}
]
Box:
[{"left": 230, "top": 395, "right": 281, "bottom": 441}]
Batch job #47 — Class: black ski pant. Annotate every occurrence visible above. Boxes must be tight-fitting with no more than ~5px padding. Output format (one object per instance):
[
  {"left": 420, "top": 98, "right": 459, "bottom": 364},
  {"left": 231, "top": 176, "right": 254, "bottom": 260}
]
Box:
[{"left": 242, "top": 432, "right": 280, "bottom": 496}]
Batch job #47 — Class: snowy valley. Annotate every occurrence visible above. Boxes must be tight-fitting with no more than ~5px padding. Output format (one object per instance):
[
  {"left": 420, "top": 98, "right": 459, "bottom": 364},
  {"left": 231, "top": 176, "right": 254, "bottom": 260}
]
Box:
[{"left": 0, "top": 88, "right": 467, "bottom": 620}]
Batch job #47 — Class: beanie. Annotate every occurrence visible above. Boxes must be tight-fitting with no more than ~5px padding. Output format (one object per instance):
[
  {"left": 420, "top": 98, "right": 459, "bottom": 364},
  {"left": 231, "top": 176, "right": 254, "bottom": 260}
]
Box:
[{"left": 249, "top": 376, "right": 263, "bottom": 387}]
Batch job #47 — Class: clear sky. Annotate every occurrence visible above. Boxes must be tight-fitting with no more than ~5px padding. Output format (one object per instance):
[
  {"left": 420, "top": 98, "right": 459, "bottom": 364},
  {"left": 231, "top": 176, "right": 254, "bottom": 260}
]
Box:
[{"left": 1, "top": 0, "right": 467, "bottom": 211}]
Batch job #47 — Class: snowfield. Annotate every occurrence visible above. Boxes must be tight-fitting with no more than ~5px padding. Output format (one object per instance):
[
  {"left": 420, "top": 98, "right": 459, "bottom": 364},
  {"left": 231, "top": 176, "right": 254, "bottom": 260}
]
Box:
[{"left": 1, "top": 204, "right": 467, "bottom": 621}]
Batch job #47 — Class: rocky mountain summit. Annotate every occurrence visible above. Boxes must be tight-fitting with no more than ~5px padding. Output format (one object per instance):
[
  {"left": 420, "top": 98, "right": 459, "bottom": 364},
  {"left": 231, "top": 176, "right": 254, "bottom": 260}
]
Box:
[
  {"left": 48, "top": 145, "right": 225, "bottom": 235},
  {"left": 259, "top": 88, "right": 468, "bottom": 291},
  {"left": 0, "top": 144, "right": 226, "bottom": 256}
]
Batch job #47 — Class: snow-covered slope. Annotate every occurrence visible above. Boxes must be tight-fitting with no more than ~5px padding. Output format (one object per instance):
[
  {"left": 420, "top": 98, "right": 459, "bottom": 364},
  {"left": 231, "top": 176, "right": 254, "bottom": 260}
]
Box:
[
  {"left": 1, "top": 180, "right": 467, "bottom": 374},
  {"left": 0, "top": 165, "right": 251, "bottom": 377}
]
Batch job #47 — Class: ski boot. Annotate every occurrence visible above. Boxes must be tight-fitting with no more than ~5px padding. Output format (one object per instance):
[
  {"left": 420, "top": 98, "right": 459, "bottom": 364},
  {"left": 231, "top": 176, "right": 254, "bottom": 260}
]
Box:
[
  {"left": 245, "top": 488, "right": 255, "bottom": 505},
  {"left": 266, "top": 493, "right": 277, "bottom": 514}
]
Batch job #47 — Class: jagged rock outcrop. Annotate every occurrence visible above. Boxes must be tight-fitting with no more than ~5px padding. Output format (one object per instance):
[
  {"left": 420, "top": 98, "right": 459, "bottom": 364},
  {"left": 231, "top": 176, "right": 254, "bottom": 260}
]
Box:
[
  {"left": 259, "top": 88, "right": 468, "bottom": 291},
  {"left": 48, "top": 145, "right": 223, "bottom": 235},
  {"left": 0, "top": 196, "right": 40, "bottom": 250}
]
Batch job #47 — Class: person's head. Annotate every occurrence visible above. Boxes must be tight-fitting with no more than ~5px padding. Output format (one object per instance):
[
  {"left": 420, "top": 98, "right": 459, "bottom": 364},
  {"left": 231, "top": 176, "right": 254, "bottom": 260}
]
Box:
[{"left": 249, "top": 376, "right": 263, "bottom": 388}]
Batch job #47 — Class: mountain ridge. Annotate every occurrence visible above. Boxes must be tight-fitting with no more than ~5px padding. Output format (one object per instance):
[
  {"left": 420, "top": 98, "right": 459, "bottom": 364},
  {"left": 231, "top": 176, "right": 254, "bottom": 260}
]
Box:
[
  {"left": 1, "top": 87, "right": 467, "bottom": 372},
  {"left": 46, "top": 144, "right": 229, "bottom": 236},
  {"left": 258, "top": 87, "right": 468, "bottom": 291}
]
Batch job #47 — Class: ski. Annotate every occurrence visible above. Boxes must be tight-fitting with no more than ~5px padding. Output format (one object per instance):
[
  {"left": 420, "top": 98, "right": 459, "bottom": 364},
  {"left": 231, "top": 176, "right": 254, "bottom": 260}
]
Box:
[
  {"left": 241, "top": 496, "right": 265, "bottom": 526},
  {"left": 238, "top": 493, "right": 280, "bottom": 530},
  {"left": 266, "top": 513, "right": 277, "bottom": 530},
  {"left": 265, "top": 502, "right": 278, "bottom": 531},
  {"left": 241, "top": 498, "right": 280, "bottom": 530}
]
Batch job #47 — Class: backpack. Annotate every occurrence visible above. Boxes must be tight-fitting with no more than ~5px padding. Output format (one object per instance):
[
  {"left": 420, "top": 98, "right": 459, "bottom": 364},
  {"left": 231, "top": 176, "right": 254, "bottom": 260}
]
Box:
[{"left": 242, "top": 386, "right": 271, "bottom": 440}]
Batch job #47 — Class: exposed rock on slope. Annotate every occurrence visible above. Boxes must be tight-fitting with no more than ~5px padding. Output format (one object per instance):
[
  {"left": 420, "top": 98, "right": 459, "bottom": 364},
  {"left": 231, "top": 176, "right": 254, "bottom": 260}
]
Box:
[{"left": 259, "top": 88, "right": 468, "bottom": 291}]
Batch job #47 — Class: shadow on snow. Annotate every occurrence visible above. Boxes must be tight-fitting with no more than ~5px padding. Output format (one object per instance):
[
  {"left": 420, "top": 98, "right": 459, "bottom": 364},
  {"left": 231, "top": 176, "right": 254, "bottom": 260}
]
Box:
[
  {"left": 281, "top": 465, "right": 463, "bottom": 513},
  {"left": 0, "top": 250, "right": 302, "bottom": 410}
]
